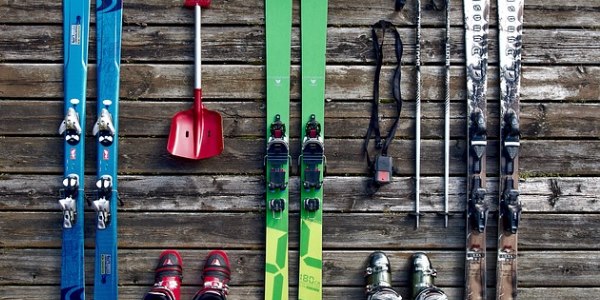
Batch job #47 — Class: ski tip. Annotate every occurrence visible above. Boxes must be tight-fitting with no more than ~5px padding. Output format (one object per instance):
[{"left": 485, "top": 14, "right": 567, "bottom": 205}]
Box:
[{"left": 183, "top": 0, "right": 211, "bottom": 8}]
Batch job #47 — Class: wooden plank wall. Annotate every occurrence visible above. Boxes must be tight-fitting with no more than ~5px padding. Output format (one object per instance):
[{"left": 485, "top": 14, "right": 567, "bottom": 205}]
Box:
[{"left": 1, "top": 0, "right": 600, "bottom": 299}]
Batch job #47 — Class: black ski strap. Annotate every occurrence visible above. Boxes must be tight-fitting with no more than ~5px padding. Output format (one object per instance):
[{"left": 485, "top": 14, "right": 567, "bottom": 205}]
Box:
[
  {"left": 395, "top": 0, "right": 406, "bottom": 11},
  {"left": 363, "top": 20, "right": 403, "bottom": 188},
  {"left": 425, "top": 0, "right": 446, "bottom": 11}
]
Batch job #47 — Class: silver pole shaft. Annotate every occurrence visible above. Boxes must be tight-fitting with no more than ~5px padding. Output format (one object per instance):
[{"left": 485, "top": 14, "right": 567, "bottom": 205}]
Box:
[
  {"left": 415, "top": 0, "right": 422, "bottom": 229},
  {"left": 194, "top": 5, "right": 202, "bottom": 89},
  {"left": 444, "top": 0, "right": 451, "bottom": 228}
]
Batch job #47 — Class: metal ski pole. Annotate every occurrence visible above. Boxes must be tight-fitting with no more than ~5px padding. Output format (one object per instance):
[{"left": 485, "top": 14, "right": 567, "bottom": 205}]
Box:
[
  {"left": 443, "top": 0, "right": 450, "bottom": 228},
  {"left": 415, "top": 0, "right": 422, "bottom": 229}
]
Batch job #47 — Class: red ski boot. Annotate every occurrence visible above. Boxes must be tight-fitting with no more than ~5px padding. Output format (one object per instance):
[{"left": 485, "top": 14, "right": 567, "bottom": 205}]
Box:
[
  {"left": 192, "top": 250, "right": 231, "bottom": 300},
  {"left": 143, "top": 250, "right": 183, "bottom": 300}
]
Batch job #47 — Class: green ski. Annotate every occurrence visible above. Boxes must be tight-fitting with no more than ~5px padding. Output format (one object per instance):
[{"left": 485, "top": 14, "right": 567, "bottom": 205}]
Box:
[
  {"left": 298, "top": 0, "right": 328, "bottom": 298},
  {"left": 264, "top": 0, "right": 292, "bottom": 299}
]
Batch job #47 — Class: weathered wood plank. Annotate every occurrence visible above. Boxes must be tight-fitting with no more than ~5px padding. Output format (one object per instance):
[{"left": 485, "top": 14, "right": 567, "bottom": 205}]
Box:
[
  {"left": 2, "top": 249, "right": 599, "bottom": 288},
  {"left": 2, "top": 26, "right": 599, "bottom": 65},
  {"left": 1, "top": 64, "right": 599, "bottom": 101},
  {"left": 0, "top": 212, "right": 598, "bottom": 250},
  {"left": 1, "top": 175, "right": 599, "bottom": 213},
  {"left": 0, "top": 286, "right": 457, "bottom": 300},
  {"left": 1, "top": 137, "right": 599, "bottom": 176},
  {"left": 1, "top": 0, "right": 599, "bottom": 28},
  {"left": 2, "top": 101, "right": 600, "bottom": 140},
  {"left": 4, "top": 286, "right": 600, "bottom": 300}
]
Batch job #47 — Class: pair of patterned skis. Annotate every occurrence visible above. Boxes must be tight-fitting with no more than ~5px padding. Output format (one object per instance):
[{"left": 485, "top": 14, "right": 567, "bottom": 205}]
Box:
[
  {"left": 464, "top": 0, "right": 523, "bottom": 299},
  {"left": 59, "top": 0, "right": 122, "bottom": 298},
  {"left": 264, "top": 0, "right": 327, "bottom": 299}
]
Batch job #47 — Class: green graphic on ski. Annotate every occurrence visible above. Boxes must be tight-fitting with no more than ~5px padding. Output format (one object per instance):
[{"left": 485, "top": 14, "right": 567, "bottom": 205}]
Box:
[
  {"left": 264, "top": 0, "right": 292, "bottom": 298},
  {"left": 299, "top": 0, "right": 328, "bottom": 298}
]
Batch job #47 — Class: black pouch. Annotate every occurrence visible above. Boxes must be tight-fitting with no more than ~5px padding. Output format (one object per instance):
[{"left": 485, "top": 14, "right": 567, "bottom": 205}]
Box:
[{"left": 373, "top": 155, "right": 393, "bottom": 185}]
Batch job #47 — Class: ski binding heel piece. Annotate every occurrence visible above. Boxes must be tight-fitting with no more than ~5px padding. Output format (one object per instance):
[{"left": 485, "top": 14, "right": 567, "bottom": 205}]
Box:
[
  {"left": 266, "top": 114, "right": 290, "bottom": 191},
  {"left": 304, "top": 198, "right": 320, "bottom": 214},
  {"left": 93, "top": 175, "right": 113, "bottom": 229},
  {"left": 269, "top": 198, "right": 286, "bottom": 219},
  {"left": 501, "top": 179, "right": 521, "bottom": 234},
  {"left": 373, "top": 155, "right": 393, "bottom": 185},
  {"left": 301, "top": 114, "right": 325, "bottom": 190},
  {"left": 469, "top": 177, "right": 488, "bottom": 233},
  {"left": 59, "top": 174, "right": 80, "bottom": 228}
]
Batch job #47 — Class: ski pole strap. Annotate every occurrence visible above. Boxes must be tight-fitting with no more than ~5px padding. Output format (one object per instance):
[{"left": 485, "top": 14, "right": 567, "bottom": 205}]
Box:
[
  {"left": 364, "top": 20, "right": 403, "bottom": 186},
  {"left": 425, "top": 0, "right": 446, "bottom": 10},
  {"left": 395, "top": 0, "right": 406, "bottom": 11}
]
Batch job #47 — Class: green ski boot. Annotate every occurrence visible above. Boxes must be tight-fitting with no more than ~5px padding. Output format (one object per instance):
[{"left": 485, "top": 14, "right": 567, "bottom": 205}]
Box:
[
  {"left": 365, "top": 251, "right": 402, "bottom": 300},
  {"left": 411, "top": 253, "right": 448, "bottom": 300}
]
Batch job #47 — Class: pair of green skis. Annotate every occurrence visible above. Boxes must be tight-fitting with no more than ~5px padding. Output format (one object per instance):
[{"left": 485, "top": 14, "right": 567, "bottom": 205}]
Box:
[{"left": 264, "top": 0, "right": 328, "bottom": 299}]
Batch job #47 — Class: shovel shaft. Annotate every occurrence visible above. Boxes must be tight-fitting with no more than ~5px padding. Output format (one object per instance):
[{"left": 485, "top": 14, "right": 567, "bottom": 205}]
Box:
[
  {"left": 194, "top": 88, "right": 203, "bottom": 114},
  {"left": 194, "top": 5, "right": 202, "bottom": 89}
]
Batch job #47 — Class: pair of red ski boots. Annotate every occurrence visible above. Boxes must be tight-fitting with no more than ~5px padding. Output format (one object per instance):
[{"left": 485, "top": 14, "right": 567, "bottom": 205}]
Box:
[{"left": 144, "top": 250, "right": 231, "bottom": 300}]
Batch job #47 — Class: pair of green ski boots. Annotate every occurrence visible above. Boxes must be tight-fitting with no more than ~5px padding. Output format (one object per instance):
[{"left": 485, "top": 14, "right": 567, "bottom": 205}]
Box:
[{"left": 365, "top": 252, "right": 447, "bottom": 300}]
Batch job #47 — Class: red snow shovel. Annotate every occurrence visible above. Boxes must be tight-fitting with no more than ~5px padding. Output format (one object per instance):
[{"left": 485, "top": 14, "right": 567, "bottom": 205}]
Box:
[{"left": 167, "top": 0, "right": 223, "bottom": 159}]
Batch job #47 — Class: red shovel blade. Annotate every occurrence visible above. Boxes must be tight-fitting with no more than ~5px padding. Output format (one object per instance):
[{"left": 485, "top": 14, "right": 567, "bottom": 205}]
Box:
[
  {"left": 184, "top": 0, "right": 211, "bottom": 8},
  {"left": 167, "top": 89, "right": 224, "bottom": 159}
]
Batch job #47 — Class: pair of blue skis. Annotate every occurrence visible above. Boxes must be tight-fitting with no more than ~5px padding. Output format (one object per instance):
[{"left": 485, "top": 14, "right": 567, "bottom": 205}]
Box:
[{"left": 59, "top": 0, "right": 123, "bottom": 298}]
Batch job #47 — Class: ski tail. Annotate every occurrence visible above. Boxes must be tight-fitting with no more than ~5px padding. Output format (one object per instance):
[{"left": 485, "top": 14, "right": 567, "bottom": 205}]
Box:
[
  {"left": 93, "top": 0, "right": 123, "bottom": 298},
  {"left": 60, "top": 0, "right": 91, "bottom": 298},
  {"left": 298, "top": 0, "right": 328, "bottom": 299},
  {"left": 497, "top": 0, "right": 524, "bottom": 299},
  {"left": 264, "top": 0, "right": 292, "bottom": 298}
]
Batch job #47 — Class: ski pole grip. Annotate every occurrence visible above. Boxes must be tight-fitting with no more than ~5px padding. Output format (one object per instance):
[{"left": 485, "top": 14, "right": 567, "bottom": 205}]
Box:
[{"left": 184, "top": 0, "right": 211, "bottom": 8}]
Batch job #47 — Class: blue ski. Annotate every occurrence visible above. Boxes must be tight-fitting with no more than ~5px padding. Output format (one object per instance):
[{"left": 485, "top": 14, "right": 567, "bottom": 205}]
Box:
[
  {"left": 92, "top": 0, "right": 123, "bottom": 298},
  {"left": 58, "top": 0, "right": 90, "bottom": 298}
]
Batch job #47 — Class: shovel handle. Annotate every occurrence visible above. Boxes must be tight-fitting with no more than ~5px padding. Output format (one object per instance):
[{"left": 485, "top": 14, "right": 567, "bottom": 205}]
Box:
[
  {"left": 184, "top": 0, "right": 210, "bottom": 89},
  {"left": 184, "top": 0, "right": 211, "bottom": 8},
  {"left": 194, "top": 88, "right": 204, "bottom": 114}
]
